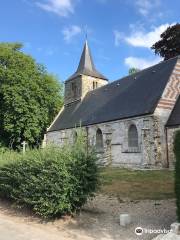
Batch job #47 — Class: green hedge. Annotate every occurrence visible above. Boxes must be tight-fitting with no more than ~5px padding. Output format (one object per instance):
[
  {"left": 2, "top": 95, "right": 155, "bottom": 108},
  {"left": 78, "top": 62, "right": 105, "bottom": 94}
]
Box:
[
  {"left": 0, "top": 135, "right": 99, "bottom": 218},
  {"left": 174, "top": 130, "right": 180, "bottom": 222}
]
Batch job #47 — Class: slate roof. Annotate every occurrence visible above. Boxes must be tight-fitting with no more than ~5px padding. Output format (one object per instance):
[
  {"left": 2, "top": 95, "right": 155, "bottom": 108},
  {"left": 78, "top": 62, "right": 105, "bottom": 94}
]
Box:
[
  {"left": 67, "top": 41, "right": 108, "bottom": 81},
  {"left": 166, "top": 96, "right": 180, "bottom": 127},
  {"left": 48, "top": 56, "right": 179, "bottom": 132}
]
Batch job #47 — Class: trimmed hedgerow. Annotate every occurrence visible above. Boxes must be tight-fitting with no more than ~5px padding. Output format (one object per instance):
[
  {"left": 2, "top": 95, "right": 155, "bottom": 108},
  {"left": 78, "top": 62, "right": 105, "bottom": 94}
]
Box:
[
  {"left": 174, "top": 130, "right": 180, "bottom": 222},
  {"left": 0, "top": 133, "right": 99, "bottom": 218}
]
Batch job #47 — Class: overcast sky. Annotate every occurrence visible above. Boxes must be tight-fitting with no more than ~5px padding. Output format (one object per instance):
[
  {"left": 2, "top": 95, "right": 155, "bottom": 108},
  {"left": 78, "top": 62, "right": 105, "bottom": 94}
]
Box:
[{"left": 1, "top": 0, "right": 179, "bottom": 82}]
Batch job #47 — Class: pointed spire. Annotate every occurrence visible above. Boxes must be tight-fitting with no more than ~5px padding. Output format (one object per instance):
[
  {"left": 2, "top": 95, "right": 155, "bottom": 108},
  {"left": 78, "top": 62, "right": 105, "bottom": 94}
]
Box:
[
  {"left": 77, "top": 40, "right": 96, "bottom": 73},
  {"left": 67, "top": 41, "right": 107, "bottom": 81}
]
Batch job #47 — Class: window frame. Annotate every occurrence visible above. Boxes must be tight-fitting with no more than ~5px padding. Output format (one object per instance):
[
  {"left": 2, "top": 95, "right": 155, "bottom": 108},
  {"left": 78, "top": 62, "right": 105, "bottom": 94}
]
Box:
[
  {"left": 96, "top": 128, "right": 104, "bottom": 153},
  {"left": 71, "top": 82, "right": 77, "bottom": 98},
  {"left": 127, "top": 124, "right": 140, "bottom": 152},
  {"left": 73, "top": 131, "right": 78, "bottom": 144}
]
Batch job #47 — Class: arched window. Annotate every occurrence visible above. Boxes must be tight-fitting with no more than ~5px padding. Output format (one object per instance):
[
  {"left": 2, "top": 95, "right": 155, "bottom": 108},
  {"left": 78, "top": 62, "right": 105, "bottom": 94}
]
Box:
[
  {"left": 93, "top": 81, "right": 98, "bottom": 90},
  {"left": 73, "top": 131, "right": 78, "bottom": 143},
  {"left": 128, "top": 124, "right": 138, "bottom": 148},
  {"left": 71, "top": 82, "right": 77, "bottom": 98},
  {"left": 96, "top": 128, "right": 103, "bottom": 151}
]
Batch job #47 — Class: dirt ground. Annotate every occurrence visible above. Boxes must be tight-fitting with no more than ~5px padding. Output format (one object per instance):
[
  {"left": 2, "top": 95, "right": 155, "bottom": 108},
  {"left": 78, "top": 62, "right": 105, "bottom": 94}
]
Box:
[{"left": 0, "top": 195, "right": 177, "bottom": 240}]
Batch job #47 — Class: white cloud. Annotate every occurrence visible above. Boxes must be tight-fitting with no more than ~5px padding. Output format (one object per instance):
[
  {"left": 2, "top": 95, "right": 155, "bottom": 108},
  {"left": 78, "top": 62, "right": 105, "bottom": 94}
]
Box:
[
  {"left": 125, "top": 56, "right": 162, "bottom": 69},
  {"left": 114, "top": 23, "right": 174, "bottom": 48},
  {"left": 113, "top": 30, "right": 124, "bottom": 47},
  {"left": 62, "top": 25, "right": 81, "bottom": 42},
  {"left": 36, "top": 0, "right": 74, "bottom": 17},
  {"left": 135, "top": 0, "right": 161, "bottom": 16},
  {"left": 125, "top": 23, "right": 172, "bottom": 48}
]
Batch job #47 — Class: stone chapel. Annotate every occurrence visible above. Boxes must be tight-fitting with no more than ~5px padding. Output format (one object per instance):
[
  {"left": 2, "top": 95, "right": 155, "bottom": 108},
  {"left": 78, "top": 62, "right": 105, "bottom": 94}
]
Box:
[{"left": 45, "top": 41, "right": 180, "bottom": 169}]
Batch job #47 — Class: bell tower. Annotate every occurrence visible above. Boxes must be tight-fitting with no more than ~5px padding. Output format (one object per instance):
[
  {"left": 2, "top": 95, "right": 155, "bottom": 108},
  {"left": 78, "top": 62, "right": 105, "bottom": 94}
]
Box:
[{"left": 64, "top": 41, "right": 108, "bottom": 106}]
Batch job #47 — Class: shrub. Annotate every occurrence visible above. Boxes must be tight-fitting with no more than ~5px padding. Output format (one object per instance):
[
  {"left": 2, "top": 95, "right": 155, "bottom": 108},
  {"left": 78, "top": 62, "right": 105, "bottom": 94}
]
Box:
[
  {"left": 174, "top": 130, "right": 180, "bottom": 222},
  {"left": 0, "top": 133, "right": 99, "bottom": 218}
]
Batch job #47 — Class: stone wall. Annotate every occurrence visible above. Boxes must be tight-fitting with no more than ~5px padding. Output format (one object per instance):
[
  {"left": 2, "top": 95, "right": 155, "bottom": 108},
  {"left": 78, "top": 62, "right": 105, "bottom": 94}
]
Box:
[
  {"left": 64, "top": 76, "right": 82, "bottom": 105},
  {"left": 46, "top": 129, "right": 74, "bottom": 145},
  {"left": 81, "top": 75, "right": 108, "bottom": 99},
  {"left": 46, "top": 113, "right": 169, "bottom": 169},
  {"left": 154, "top": 108, "right": 172, "bottom": 167},
  {"left": 167, "top": 126, "right": 180, "bottom": 168},
  {"left": 64, "top": 75, "right": 107, "bottom": 105}
]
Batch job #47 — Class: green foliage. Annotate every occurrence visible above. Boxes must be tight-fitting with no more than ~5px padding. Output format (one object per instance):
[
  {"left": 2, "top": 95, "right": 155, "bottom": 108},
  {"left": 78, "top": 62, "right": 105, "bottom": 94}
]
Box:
[
  {"left": 0, "top": 149, "right": 21, "bottom": 167},
  {"left": 151, "top": 23, "right": 180, "bottom": 60},
  {"left": 128, "top": 67, "right": 140, "bottom": 75},
  {"left": 0, "top": 134, "right": 99, "bottom": 218},
  {"left": 174, "top": 130, "right": 180, "bottom": 222},
  {"left": 0, "top": 42, "right": 63, "bottom": 148}
]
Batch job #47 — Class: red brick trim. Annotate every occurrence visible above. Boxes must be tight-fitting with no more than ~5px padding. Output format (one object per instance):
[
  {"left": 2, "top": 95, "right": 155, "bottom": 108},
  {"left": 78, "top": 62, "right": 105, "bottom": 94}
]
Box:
[{"left": 156, "top": 60, "right": 180, "bottom": 110}]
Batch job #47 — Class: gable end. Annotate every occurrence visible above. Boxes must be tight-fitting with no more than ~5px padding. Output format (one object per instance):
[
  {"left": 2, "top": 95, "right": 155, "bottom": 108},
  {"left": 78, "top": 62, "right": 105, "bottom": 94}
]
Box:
[{"left": 155, "top": 58, "right": 180, "bottom": 111}]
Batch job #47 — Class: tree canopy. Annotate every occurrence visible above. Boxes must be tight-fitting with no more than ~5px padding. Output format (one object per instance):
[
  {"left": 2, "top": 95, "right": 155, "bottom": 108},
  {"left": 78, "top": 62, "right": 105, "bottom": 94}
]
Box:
[
  {"left": 128, "top": 67, "right": 140, "bottom": 75},
  {"left": 0, "top": 43, "right": 63, "bottom": 149},
  {"left": 151, "top": 23, "right": 180, "bottom": 60}
]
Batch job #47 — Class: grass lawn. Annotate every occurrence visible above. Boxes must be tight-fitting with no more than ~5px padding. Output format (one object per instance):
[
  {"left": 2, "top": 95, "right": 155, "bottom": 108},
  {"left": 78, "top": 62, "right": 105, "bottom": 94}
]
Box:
[{"left": 100, "top": 168, "right": 175, "bottom": 200}]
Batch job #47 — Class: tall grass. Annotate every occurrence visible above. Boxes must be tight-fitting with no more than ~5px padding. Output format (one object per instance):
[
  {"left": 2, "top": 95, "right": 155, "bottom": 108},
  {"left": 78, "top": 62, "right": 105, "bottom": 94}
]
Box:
[{"left": 0, "top": 149, "right": 22, "bottom": 167}]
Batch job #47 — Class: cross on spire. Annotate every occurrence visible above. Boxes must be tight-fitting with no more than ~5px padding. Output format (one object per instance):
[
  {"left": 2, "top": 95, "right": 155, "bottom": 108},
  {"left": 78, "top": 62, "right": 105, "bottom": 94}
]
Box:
[{"left": 84, "top": 26, "right": 88, "bottom": 41}]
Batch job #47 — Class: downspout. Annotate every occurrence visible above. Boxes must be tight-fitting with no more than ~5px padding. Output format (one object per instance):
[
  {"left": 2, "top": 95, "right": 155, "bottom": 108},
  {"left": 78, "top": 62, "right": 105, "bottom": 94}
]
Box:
[{"left": 165, "top": 127, "right": 169, "bottom": 168}]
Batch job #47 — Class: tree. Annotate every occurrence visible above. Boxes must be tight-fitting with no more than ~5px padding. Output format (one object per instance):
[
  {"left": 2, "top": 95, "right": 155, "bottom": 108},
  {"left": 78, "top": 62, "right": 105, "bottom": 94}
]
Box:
[
  {"left": 129, "top": 67, "right": 140, "bottom": 75},
  {"left": 0, "top": 43, "right": 63, "bottom": 149},
  {"left": 151, "top": 23, "right": 180, "bottom": 60},
  {"left": 174, "top": 131, "right": 180, "bottom": 222}
]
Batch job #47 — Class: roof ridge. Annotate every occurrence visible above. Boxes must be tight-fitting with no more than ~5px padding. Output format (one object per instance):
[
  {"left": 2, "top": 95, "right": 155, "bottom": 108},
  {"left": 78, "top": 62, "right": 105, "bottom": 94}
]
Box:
[
  {"left": 88, "top": 56, "right": 178, "bottom": 94},
  {"left": 118, "top": 55, "right": 179, "bottom": 80},
  {"left": 117, "top": 55, "right": 179, "bottom": 80}
]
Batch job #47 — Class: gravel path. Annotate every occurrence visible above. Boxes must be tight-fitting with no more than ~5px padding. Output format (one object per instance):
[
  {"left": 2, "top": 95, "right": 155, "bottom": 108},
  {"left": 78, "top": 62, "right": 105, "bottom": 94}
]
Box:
[{"left": 0, "top": 195, "right": 177, "bottom": 240}]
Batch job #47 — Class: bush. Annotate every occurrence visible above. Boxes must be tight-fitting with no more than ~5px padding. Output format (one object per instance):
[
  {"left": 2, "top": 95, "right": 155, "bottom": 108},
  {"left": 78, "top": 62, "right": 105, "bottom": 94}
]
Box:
[
  {"left": 174, "top": 130, "right": 180, "bottom": 222},
  {"left": 0, "top": 133, "right": 99, "bottom": 218}
]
